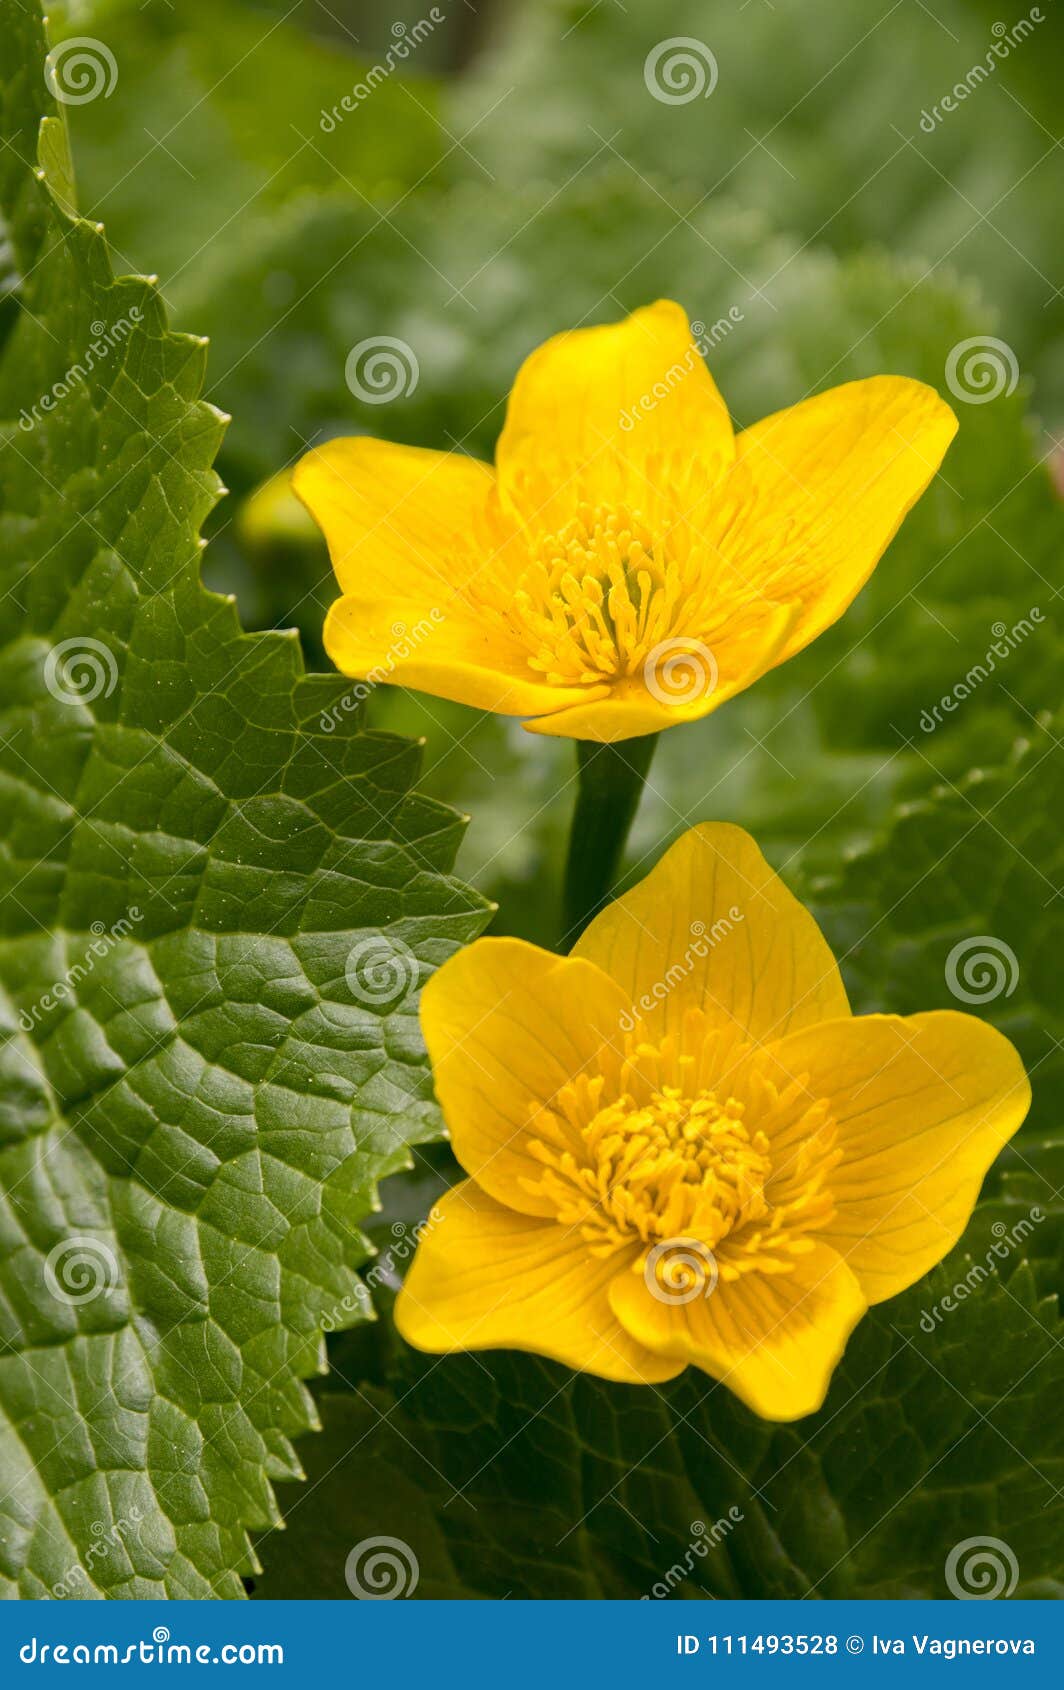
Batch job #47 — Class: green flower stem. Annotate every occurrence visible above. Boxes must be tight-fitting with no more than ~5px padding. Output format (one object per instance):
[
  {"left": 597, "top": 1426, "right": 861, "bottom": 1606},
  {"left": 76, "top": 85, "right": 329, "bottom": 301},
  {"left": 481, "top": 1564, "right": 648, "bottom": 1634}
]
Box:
[{"left": 561, "top": 733, "right": 659, "bottom": 946}]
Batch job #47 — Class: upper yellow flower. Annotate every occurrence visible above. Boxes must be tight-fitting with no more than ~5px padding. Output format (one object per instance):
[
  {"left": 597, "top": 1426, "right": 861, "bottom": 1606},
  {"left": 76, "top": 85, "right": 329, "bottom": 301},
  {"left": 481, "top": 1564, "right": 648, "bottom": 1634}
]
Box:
[
  {"left": 294, "top": 302, "right": 957, "bottom": 742},
  {"left": 395, "top": 824, "right": 1029, "bottom": 1420}
]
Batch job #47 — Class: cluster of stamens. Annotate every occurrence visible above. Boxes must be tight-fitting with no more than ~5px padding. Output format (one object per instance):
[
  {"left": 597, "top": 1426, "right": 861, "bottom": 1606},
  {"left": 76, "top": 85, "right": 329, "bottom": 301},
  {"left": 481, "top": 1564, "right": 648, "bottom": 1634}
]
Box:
[
  {"left": 519, "top": 1029, "right": 840, "bottom": 1285},
  {"left": 476, "top": 503, "right": 713, "bottom": 688}
]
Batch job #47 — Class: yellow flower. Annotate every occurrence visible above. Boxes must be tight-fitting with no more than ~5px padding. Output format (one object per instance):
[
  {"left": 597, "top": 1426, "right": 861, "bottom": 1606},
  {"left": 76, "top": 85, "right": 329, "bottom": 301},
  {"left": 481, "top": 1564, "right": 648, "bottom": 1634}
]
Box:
[
  {"left": 395, "top": 824, "right": 1029, "bottom": 1420},
  {"left": 294, "top": 301, "right": 956, "bottom": 743}
]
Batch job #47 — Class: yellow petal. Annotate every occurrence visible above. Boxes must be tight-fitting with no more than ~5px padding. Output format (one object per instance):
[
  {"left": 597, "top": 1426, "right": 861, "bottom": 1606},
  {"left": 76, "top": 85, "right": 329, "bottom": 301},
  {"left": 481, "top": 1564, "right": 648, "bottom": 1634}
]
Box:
[
  {"left": 297, "top": 436, "right": 596, "bottom": 714},
  {"left": 496, "top": 300, "right": 734, "bottom": 528},
  {"left": 293, "top": 436, "right": 496, "bottom": 599},
  {"left": 323, "top": 593, "right": 597, "bottom": 716},
  {"left": 609, "top": 1241, "right": 865, "bottom": 1420},
  {"left": 723, "top": 376, "right": 957, "bottom": 663},
  {"left": 396, "top": 1182, "right": 682, "bottom": 1385},
  {"left": 765, "top": 1012, "right": 1030, "bottom": 1304},
  {"left": 573, "top": 823, "right": 849, "bottom": 1049},
  {"left": 419, "top": 938, "right": 629, "bottom": 1216}
]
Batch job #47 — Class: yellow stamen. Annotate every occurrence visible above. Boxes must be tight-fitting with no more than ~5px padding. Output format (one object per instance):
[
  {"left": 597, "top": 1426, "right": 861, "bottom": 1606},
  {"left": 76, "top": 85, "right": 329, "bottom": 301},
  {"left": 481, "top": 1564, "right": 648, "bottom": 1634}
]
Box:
[
  {"left": 474, "top": 502, "right": 717, "bottom": 687},
  {"left": 520, "top": 1030, "right": 841, "bottom": 1284}
]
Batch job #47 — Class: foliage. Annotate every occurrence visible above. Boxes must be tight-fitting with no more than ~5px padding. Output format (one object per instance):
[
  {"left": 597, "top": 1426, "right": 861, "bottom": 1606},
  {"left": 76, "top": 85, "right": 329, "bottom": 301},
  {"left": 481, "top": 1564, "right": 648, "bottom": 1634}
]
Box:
[{"left": 0, "top": 0, "right": 485, "bottom": 1597}]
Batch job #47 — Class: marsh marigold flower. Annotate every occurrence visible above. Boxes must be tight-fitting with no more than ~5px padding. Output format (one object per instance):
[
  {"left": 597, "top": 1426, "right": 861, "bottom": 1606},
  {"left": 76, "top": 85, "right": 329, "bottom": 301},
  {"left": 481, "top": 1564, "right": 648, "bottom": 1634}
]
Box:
[
  {"left": 396, "top": 825, "right": 1028, "bottom": 1420},
  {"left": 295, "top": 302, "right": 956, "bottom": 742}
]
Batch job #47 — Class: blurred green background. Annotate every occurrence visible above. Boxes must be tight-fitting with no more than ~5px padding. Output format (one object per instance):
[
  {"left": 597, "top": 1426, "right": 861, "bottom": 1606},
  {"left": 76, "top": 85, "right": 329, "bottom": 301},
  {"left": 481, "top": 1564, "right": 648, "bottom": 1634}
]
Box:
[{"left": 48, "top": 0, "right": 1062, "bottom": 943}]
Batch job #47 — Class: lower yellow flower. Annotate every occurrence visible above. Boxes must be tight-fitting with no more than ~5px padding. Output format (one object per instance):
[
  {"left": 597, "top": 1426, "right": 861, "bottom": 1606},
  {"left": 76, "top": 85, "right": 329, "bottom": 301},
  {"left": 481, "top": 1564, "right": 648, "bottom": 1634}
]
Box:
[{"left": 395, "top": 825, "right": 1029, "bottom": 1421}]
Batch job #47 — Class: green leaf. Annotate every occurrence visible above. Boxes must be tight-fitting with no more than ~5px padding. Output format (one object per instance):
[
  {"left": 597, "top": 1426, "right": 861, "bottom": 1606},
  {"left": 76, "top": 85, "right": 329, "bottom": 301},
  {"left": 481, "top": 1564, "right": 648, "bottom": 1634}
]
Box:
[
  {"left": 0, "top": 0, "right": 486, "bottom": 1599},
  {"left": 255, "top": 1260, "right": 1064, "bottom": 1599}
]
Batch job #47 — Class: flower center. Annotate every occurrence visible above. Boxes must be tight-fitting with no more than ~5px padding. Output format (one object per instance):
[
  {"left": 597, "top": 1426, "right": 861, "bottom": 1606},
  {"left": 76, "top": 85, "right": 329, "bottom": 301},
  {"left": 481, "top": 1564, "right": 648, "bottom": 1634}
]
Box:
[
  {"left": 521, "top": 1034, "right": 840, "bottom": 1285},
  {"left": 480, "top": 503, "right": 710, "bottom": 687}
]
